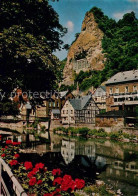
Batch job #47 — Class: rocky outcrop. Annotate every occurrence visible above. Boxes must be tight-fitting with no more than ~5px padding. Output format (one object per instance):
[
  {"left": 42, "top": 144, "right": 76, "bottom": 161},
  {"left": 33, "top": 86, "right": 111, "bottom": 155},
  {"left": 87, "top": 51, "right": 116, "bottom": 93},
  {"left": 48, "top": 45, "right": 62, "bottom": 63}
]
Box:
[{"left": 63, "top": 11, "right": 106, "bottom": 85}]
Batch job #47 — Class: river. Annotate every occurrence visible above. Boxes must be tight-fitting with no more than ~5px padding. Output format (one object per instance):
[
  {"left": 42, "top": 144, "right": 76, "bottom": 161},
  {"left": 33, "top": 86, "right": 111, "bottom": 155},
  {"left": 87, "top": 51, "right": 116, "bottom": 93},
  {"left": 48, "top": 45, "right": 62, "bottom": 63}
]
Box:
[{"left": 1, "top": 130, "right": 138, "bottom": 195}]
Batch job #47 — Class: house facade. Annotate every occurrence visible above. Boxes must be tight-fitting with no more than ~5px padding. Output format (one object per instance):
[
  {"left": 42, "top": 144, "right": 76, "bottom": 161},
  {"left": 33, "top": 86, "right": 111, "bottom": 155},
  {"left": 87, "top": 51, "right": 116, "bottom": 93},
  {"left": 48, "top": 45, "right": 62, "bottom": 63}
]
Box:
[
  {"left": 61, "top": 100, "right": 75, "bottom": 124},
  {"left": 20, "top": 91, "right": 74, "bottom": 121},
  {"left": 92, "top": 86, "right": 106, "bottom": 112},
  {"left": 106, "top": 70, "right": 138, "bottom": 112},
  {"left": 61, "top": 95, "right": 99, "bottom": 125},
  {"left": 96, "top": 70, "right": 138, "bottom": 127}
]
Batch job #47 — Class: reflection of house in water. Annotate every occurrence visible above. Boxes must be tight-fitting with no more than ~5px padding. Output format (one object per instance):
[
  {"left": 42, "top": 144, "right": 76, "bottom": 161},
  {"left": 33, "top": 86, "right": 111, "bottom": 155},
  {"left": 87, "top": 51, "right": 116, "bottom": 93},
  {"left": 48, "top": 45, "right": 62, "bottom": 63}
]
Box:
[
  {"left": 95, "top": 156, "right": 106, "bottom": 169},
  {"left": 75, "top": 144, "right": 96, "bottom": 162},
  {"left": 61, "top": 139, "right": 96, "bottom": 165},
  {"left": 61, "top": 139, "right": 75, "bottom": 164},
  {"left": 102, "top": 159, "right": 138, "bottom": 188},
  {"left": 125, "top": 161, "right": 138, "bottom": 172}
]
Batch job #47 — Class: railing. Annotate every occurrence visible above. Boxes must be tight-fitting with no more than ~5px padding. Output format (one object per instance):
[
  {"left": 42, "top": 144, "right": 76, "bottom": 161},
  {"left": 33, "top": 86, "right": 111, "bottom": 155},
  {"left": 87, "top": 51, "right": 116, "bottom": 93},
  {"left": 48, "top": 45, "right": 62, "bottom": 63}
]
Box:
[{"left": 0, "top": 158, "right": 27, "bottom": 196}]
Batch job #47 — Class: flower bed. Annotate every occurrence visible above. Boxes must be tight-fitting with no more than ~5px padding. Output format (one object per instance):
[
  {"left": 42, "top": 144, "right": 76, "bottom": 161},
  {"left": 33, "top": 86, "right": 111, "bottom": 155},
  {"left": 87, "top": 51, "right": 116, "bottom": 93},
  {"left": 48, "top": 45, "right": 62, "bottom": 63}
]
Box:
[
  {"left": 0, "top": 139, "right": 118, "bottom": 196},
  {"left": 0, "top": 140, "right": 86, "bottom": 196}
]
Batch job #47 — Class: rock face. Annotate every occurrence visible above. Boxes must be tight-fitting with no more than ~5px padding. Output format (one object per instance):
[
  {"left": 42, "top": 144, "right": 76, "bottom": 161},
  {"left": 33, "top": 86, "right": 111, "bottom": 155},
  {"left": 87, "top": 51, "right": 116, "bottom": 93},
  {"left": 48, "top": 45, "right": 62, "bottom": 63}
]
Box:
[{"left": 63, "top": 12, "right": 106, "bottom": 85}]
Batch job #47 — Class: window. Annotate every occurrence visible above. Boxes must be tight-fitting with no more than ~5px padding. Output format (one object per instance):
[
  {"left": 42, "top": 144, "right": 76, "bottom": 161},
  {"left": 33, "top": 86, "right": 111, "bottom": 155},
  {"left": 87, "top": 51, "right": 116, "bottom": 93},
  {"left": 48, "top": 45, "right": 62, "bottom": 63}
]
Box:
[
  {"left": 66, "top": 110, "right": 68, "bottom": 114},
  {"left": 49, "top": 102, "right": 51, "bottom": 107},
  {"left": 53, "top": 102, "right": 55, "bottom": 107},
  {"left": 115, "top": 87, "right": 119, "bottom": 93},
  {"left": 71, "top": 110, "right": 73, "bottom": 114},
  {"left": 71, "top": 117, "right": 74, "bottom": 121},
  {"left": 110, "top": 88, "right": 113, "bottom": 94},
  {"left": 114, "top": 118, "right": 117, "bottom": 122},
  {"left": 66, "top": 104, "right": 68, "bottom": 107},
  {"left": 133, "top": 85, "right": 137, "bottom": 92},
  {"left": 125, "top": 86, "right": 129, "bottom": 93},
  {"left": 63, "top": 110, "right": 65, "bottom": 114}
]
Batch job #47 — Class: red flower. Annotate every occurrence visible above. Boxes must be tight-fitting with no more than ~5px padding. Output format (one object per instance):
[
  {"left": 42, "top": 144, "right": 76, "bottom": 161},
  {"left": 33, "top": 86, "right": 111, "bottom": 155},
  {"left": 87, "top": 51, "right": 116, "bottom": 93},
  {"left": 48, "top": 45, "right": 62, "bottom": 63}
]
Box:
[
  {"left": 75, "top": 179, "right": 85, "bottom": 189},
  {"left": 32, "top": 167, "right": 39, "bottom": 173},
  {"left": 61, "top": 175, "right": 74, "bottom": 191},
  {"left": 9, "top": 160, "right": 18, "bottom": 166},
  {"left": 24, "top": 161, "right": 33, "bottom": 170},
  {"left": 53, "top": 177, "right": 62, "bottom": 186},
  {"left": 37, "top": 180, "right": 43, "bottom": 185},
  {"left": 29, "top": 177, "right": 37, "bottom": 186},
  {"left": 43, "top": 194, "right": 52, "bottom": 196},
  {"left": 12, "top": 142, "right": 21, "bottom": 146},
  {"left": 35, "top": 163, "right": 44, "bottom": 170},
  {"left": 2, "top": 148, "right": 5, "bottom": 151},
  {"left": 52, "top": 188, "right": 61, "bottom": 196},
  {"left": 14, "top": 154, "right": 20, "bottom": 159},
  {"left": 5, "top": 146, "right": 8, "bottom": 149},
  {"left": 6, "top": 140, "right": 12, "bottom": 145},
  {"left": 52, "top": 168, "right": 61, "bottom": 176},
  {"left": 1, "top": 153, "right": 6, "bottom": 157},
  {"left": 27, "top": 170, "right": 36, "bottom": 179}
]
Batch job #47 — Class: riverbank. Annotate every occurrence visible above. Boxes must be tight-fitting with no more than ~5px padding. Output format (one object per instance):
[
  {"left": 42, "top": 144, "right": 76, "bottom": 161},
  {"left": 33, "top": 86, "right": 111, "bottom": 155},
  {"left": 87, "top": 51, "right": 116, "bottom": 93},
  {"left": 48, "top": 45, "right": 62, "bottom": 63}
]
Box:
[{"left": 53, "top": 127, "right": 138, "bottom": 143}]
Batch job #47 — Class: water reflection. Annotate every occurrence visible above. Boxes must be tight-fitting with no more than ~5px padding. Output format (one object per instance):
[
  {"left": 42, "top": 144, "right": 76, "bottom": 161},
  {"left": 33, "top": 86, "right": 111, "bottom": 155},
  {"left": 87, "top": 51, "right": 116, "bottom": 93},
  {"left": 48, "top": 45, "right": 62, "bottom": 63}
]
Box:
[{"left": 0, "top": 130, "right": 138, "bottom": 195}]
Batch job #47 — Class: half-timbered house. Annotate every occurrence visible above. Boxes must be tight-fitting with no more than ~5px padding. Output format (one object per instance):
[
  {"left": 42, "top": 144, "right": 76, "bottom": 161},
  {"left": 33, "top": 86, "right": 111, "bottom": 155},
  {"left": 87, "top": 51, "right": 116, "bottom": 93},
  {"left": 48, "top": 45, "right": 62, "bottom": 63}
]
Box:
[{"left": 61, "top": 95, "right": 99, "bottom": 124}]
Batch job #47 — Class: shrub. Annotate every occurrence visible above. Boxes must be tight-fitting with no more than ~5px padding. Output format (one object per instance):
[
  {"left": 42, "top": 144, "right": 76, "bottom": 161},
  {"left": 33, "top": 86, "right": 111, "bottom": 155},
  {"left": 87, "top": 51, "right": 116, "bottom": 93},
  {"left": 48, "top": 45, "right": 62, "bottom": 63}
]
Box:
[
  {"left": 88, "top": 129, "right": 98, "bottom": 136},
  {"left": 109, "top": 132, "right": 120, "bottom": 140},
  {"left": 77, "top": 127, "right": 90, "bottom": 136}
]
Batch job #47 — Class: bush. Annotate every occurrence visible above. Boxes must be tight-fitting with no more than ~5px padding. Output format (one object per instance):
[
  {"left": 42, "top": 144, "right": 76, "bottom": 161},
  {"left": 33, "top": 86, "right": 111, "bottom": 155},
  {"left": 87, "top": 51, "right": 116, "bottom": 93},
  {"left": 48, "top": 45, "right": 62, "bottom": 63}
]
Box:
[
  {"left": 77, "top": 127, "right": 90, "bottom": 136},
  {"left": 109, "top": 132, "right": 120, "bottom": 140},
  {"left": 88, "top": 129, "right": 98, "bottom": 136}
]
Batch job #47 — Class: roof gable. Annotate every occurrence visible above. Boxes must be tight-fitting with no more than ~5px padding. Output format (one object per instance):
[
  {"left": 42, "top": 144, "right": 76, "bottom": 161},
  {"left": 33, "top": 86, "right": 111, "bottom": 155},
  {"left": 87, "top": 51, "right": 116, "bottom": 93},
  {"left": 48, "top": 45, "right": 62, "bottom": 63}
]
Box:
[{"left": 69, "top": 95, "right": 91, "bottom": 110}]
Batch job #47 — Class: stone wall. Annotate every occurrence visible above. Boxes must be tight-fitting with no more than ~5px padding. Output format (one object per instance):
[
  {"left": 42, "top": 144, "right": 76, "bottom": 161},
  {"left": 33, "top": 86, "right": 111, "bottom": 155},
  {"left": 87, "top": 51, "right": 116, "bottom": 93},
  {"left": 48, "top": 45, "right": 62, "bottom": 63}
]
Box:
[
  {"left": 96, "top": 117, "right": 124, "bottom": 127},
  {"left": 49, "top": 120, "right": 138, "bottom": 135}
]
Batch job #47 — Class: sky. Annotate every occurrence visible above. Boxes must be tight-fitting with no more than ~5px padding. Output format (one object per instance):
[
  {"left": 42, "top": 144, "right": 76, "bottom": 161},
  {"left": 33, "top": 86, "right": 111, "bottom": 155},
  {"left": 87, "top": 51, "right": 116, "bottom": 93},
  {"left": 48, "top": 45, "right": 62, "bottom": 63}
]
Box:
[{"left": 50, "top": 0, "right": 138, "bottom": 60}]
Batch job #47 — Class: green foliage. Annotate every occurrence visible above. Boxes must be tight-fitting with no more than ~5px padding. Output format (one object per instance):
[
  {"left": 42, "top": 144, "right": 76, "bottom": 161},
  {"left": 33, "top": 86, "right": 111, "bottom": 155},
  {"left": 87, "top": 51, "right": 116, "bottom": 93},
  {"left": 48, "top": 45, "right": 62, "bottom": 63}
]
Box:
[
  {"left": 59, "top": 84, "right": 76, "bottom": 92},
  {"left": 77, "top": 127, "right": 90, "bottom": 136},
  {"left": 0, "top": 99, "right": 19, "bottom": 116},
  {"left": 91, "top": 7, "right": 138, "bottom": 81},
  {"left": 69, "top": 8, "right": 138, "bottom": 92},
  {"left": 0, "top": 0, "right": 67, "bottom": 95}
]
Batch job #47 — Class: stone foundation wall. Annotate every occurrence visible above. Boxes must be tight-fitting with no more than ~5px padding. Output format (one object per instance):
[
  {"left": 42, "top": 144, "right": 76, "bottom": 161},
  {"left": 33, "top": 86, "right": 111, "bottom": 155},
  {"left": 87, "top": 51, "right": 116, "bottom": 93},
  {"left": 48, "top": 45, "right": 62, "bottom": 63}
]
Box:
[{"left": 49, "top": 120, "right": 138, "bottom": 135}]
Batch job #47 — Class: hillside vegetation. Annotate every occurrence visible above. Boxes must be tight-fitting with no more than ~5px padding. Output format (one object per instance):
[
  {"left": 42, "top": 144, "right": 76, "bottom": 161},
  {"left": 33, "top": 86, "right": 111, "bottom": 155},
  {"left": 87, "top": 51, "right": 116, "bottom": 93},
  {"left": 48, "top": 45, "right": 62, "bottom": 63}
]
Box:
[{"left": 61, "top": 7, "right": 138, "bottom": 91}]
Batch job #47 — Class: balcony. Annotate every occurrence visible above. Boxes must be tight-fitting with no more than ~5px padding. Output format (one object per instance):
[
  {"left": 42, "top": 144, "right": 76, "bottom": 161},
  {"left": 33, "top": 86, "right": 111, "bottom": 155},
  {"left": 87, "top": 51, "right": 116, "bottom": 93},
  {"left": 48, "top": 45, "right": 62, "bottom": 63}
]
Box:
[{"left": 112, "top": 92, "right": 138, "bottom": 106}]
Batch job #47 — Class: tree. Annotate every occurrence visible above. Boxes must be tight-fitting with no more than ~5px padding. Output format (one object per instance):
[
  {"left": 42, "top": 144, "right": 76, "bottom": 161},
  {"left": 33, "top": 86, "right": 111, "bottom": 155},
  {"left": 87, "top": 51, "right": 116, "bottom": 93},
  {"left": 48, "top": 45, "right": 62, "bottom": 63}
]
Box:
[{"left": 0, "top": 0, "right": 67, "bottom": 94}]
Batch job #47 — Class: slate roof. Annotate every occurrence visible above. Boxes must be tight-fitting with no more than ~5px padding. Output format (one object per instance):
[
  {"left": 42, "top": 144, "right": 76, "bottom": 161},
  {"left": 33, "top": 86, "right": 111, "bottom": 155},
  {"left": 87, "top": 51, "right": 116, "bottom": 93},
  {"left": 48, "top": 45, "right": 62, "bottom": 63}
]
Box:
[
  {"left": 93, "top": 86, "right": 106, "bottom": 97},
  {"left": 100, "top": 86, "right": 106, "bottom": 91},
  {"left": 51, "top": 109, "right": 60, "bottom": 114},
  {"left": 69, "top": 95, "right": 91, "bottom": 110},
  {"left": 106, "top": 70, "right": 138, "bottom": 85}
]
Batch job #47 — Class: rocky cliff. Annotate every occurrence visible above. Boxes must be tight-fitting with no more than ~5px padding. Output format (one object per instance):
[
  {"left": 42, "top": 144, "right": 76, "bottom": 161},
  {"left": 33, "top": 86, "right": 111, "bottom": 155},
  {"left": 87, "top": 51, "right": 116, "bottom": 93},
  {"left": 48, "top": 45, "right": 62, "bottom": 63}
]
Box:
[{"left": 63, "top": 11, "right": 106, "bottom": 85}]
